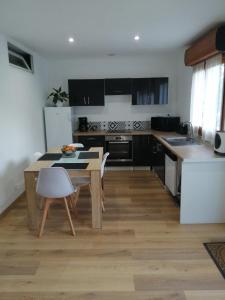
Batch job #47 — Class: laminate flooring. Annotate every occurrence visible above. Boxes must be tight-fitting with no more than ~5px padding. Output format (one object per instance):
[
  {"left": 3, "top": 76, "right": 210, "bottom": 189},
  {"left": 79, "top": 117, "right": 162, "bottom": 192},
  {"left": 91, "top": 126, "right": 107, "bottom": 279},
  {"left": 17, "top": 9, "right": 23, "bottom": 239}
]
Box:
[{"left": 0, "top": 171, "right": 225, "bottom": 299}]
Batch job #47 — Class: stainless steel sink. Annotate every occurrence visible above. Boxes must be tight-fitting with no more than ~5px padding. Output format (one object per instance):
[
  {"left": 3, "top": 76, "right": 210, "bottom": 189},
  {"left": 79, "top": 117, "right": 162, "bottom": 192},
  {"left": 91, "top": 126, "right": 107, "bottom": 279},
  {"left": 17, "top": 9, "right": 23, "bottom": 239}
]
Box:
[{"left": 163, "top": 136, "right": 201, "bottom": 146}]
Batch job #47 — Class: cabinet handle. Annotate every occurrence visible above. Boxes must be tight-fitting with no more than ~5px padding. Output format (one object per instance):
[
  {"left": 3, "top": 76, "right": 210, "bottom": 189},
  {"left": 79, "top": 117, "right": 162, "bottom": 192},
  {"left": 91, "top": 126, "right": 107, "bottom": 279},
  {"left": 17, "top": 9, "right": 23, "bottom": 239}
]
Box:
[
  {"left": 84, "top": 97, "right": 86, "bottom": 105},
  {"left": 88, "top": 96, "right": 90, "bottom": 105},
  {"left": 108, "top": 141, "right": 129, "bottom": 144}
]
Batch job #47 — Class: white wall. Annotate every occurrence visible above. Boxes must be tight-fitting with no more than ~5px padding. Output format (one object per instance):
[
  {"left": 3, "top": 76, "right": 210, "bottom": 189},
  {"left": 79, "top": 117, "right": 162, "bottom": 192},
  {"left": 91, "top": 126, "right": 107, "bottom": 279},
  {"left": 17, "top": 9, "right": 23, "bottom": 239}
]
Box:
[
  {"left": 0, "top": 40, "right": 192, "bottom": 214},
  {"left": 47, "top": 53, "right": 179, "bottom": 126},
  {"left": 176, "top": 48, "right": 193, "bottom": 122},
  {"left": 0, "top": 34, "right": 47, "bottom": 213}
]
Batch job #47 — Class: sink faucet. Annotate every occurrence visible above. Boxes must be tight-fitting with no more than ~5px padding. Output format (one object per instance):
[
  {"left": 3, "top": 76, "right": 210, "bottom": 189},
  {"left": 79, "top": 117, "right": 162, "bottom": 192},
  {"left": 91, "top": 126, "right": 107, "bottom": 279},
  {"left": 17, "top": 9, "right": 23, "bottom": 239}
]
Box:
[{"left": 183, "top": 121, "right": 194, "bottom": 140}]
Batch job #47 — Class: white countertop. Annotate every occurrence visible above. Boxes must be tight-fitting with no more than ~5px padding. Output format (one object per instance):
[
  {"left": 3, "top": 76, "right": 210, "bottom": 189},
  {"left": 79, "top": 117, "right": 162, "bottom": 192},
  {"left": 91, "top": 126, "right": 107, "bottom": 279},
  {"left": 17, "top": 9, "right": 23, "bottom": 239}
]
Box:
[{"left": 154, "top": 133, "right": 225, "bottom": 163}]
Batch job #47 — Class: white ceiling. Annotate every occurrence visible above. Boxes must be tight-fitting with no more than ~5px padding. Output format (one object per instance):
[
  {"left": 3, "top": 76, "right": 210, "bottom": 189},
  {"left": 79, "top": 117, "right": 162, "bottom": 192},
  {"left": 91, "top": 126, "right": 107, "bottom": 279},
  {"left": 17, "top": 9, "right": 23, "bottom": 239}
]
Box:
[{"left": 0, "top": 0, "right": 225, "bottom": 58}]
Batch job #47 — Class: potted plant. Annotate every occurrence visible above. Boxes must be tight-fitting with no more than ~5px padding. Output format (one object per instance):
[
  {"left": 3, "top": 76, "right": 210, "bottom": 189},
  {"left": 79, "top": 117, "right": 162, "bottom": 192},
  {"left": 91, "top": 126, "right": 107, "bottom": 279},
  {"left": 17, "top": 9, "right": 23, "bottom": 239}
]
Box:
[{"left": 47, "top": 86, "right": 69, "bottom": 107}]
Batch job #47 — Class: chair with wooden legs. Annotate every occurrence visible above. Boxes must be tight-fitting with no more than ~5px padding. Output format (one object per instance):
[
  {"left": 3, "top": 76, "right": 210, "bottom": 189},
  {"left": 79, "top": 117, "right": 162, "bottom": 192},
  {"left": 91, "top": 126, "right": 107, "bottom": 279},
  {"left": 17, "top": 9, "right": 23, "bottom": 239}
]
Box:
[
  {"left": 36, "top": 167, "right": 77, "bottom": 237},
  {"left": 71, "top": 152, "right": 110, "bottom": 211}
]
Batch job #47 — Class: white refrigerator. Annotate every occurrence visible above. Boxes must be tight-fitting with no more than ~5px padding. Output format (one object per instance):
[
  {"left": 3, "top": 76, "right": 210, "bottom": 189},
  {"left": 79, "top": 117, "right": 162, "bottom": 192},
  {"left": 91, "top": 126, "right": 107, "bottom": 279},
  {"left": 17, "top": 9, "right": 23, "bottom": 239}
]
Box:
[{"left": 44, "top": 107, "right": 73, "bottom": 149}]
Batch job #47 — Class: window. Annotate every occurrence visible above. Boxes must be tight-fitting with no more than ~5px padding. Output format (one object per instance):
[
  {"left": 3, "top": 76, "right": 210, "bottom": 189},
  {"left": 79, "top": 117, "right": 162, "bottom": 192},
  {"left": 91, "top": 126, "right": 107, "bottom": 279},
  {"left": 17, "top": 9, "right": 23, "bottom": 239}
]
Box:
[
  {"left": 190, "top": 54, "right": 224, "bottom": 144},
  {"left": 7, "top": 42, "right": 33, "bottom": 73}
]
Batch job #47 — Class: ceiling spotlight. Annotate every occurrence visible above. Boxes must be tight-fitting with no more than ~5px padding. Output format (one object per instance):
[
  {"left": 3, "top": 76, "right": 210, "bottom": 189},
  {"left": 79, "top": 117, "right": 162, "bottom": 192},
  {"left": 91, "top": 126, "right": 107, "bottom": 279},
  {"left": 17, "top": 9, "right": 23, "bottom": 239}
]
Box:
[
  {"left": 68, "top": 37, "right": 74, "bottom": 43},
  {"left": 134, "top": 35, "right": 140, "bottom": 41}
]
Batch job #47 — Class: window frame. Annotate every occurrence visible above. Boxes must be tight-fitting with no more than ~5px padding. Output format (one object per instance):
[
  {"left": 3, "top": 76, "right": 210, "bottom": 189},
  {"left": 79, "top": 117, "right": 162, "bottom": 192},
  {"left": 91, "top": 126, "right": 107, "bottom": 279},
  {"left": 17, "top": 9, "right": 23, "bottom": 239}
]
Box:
[{"left": 7, "top": 42, "right": 34, "bottom": 73}]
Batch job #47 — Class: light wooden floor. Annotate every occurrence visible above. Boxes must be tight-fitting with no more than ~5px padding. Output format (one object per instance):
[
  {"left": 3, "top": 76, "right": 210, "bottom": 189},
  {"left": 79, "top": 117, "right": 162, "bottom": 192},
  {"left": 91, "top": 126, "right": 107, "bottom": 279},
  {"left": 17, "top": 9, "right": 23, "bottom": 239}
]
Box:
[{"left": 0, "top": 170, "right": 225, "bottom": 300}]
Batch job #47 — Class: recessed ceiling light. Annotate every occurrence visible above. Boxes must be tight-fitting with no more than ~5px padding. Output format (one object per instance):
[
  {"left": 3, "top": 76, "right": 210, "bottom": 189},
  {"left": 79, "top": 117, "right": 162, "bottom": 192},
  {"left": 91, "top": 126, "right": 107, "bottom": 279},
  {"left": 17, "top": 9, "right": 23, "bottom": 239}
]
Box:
[
  {"left": 68, "top": 37, "right": 74, "bottom": 43},
  {"left": 134, "top": 35, "right": 140, "bottom": 41}
]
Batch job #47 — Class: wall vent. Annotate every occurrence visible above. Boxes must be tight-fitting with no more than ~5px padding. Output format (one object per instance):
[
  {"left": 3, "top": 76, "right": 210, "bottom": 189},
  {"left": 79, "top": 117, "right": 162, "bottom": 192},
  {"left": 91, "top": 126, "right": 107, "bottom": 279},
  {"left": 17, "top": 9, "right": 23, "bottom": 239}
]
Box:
[{"left": 7, "top": 42, "right": 33, "bottom": 73}]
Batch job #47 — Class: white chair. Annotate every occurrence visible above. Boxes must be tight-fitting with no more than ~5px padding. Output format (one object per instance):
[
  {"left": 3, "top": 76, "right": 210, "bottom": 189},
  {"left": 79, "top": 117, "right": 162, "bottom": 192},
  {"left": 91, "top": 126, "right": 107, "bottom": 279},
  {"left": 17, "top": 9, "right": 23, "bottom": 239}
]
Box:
[
  {"left": 33, "top": 152, "right": 43, "bottom": 161},
  {"left": 100, "top": 152, "right": 110, "bottom": 207},
  {"left": 36, "top": 167, "right": 77, "bottom": 237},
  {"left": 69, "top": 143, "right": 84, "bottom": 148},
  {"left": 71, "top": 152, "right": 110, "bottom": 211}
]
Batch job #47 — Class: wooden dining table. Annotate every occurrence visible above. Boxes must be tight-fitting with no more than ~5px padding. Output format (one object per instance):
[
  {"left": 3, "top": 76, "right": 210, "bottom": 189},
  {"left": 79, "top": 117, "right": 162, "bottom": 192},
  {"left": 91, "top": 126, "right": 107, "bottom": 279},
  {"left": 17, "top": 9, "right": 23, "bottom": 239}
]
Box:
[{"left": 24, "top": 147, "right": 103, "bottom": 233}]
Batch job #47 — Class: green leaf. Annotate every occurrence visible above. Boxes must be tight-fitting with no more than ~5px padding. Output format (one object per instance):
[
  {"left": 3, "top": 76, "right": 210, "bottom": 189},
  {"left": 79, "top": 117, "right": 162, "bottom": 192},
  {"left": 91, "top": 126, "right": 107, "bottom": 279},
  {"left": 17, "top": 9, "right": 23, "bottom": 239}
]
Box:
[
  {"left": 48, "top": 86, "right": 68, "bottom": 103},
  {"left": 47, "top": 92, "right": 54, "bottom": 99},
  {"left": 53, "top": 95, "right": 58, "bottom": 104}
]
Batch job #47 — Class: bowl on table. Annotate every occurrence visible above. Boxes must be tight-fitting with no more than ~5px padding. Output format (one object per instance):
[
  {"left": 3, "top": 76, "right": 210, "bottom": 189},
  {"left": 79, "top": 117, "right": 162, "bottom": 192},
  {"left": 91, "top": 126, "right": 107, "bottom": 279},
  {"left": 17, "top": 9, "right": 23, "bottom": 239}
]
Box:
[{"left": 61, "top": 145, "right": 76, "bottom": 157}]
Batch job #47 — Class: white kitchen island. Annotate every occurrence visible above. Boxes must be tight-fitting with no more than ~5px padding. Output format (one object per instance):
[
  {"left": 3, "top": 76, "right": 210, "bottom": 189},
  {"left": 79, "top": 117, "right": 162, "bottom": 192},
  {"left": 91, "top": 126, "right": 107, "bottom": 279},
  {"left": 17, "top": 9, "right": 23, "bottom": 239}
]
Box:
[
  {"left": 154, "top": 132, "right": 225, "bottom": 224},
  {"left": 180, "top": 158, "right": 225, "bottom": 224}
]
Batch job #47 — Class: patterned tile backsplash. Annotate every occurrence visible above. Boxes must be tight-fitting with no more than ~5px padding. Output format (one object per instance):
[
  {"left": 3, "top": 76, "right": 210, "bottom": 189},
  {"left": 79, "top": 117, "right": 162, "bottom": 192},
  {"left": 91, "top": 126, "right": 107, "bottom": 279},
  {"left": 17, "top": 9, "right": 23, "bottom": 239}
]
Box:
[{"left": 87, "top": 121, "right": 151, "bottom": 131}]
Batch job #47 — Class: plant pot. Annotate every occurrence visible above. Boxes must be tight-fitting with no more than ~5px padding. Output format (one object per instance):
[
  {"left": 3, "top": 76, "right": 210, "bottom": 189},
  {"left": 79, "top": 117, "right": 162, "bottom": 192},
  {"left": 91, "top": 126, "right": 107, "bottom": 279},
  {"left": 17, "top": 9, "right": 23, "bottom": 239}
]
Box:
[{"left": 56, "top": 101, "right": 63, "bottom": 107}]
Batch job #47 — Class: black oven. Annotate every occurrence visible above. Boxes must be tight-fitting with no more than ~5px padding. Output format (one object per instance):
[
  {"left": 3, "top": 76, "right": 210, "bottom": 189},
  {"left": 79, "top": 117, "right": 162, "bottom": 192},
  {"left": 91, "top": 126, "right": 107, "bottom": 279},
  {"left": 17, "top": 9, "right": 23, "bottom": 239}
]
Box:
[{"left": 105, "top": 135, "right": 133, "bottom": 162}]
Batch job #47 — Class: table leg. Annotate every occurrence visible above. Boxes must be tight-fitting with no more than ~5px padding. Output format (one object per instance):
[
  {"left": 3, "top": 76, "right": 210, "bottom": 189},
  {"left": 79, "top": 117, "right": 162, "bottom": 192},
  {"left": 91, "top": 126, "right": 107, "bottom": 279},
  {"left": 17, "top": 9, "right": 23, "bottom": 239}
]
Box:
[
  {"left": 91, "top": 170, "right": 102, "bottom": 229},
  {"left": 24, "top": 172, "right": 40, "bottom": 232}
]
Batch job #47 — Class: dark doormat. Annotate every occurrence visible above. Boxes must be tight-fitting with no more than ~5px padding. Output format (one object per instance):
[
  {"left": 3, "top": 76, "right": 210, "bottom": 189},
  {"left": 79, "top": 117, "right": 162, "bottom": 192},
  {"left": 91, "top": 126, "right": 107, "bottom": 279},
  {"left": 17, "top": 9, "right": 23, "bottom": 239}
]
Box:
[{"left": 204, "top": 242, "right": 225, "bottom": 279}]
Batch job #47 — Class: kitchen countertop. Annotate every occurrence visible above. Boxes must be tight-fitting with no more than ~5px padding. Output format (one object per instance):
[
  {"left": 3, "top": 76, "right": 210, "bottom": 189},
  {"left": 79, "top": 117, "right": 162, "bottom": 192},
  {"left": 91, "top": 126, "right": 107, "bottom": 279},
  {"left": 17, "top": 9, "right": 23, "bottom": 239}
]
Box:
[
  {"left": 73, "top": 130, "right": 153, "bottom": 136},
  {"left": 73, "top": 130, "right": 225, "bottom": 163}
]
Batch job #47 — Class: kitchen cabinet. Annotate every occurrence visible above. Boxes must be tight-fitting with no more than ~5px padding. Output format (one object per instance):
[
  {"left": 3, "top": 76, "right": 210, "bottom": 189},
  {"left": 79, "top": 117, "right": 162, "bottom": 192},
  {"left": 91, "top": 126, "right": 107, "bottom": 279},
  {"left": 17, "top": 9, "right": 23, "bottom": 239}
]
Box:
[
  {"left": 68, "top": 79, "right": 105, "bottom": 106},
  {"left": 133, "top": 135, "right": 151, "bottom": 166},
  {"left": 105, "top": 78, "right": 132, "bottom": 95},
  {"left": 76, "top": 135, "right": 105, "bottom": 149},
  {"left": 150, "top": 136, "right": 165, "bottom": 183},
  {"left": 132, "top": 77, "right": 168, "bottom": 105}
]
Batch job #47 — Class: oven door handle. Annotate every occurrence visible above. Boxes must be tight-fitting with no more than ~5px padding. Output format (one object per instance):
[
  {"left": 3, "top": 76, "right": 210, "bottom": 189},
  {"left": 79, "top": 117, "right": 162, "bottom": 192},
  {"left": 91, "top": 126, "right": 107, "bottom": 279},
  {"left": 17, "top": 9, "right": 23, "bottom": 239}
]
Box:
[{"left": 108, "top": 141, "right": 130, "bottom": 144}]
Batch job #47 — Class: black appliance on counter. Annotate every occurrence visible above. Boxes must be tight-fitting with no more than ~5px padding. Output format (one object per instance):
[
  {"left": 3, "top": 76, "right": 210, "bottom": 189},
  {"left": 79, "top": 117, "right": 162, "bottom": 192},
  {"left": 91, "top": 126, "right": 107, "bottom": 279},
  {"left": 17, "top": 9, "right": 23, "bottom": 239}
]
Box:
[
  {"left": 176, "top": 122, "right": 188, "bottom": 135},
  {"left": 78, "top": 117, "right": 88, "bottom": 132},
  {"left": 151, "top": 116, "right": 180, "bottom": 132}
]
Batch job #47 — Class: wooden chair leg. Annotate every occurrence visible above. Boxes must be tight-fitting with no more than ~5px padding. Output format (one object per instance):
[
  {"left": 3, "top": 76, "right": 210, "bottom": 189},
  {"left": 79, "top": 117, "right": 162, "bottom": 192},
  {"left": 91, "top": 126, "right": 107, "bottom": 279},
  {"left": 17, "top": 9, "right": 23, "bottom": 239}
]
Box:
[
  {"left": 101, "top": 188, "right": 105, "bottom": 212},
  {"left": 63, "top": 197, "right": 76, "bottom": 236},
  {"left": 69, "top": 194, "right": 78, "bottom": 217},
  {"left": 73, "top": 187, "right": 80, "bottom": 207},
  {"left": 69, "top": 197, "right": 74, "bottom": 210},
  {"left": 38, "top": 198, "right": 51, "bottom": 238}
]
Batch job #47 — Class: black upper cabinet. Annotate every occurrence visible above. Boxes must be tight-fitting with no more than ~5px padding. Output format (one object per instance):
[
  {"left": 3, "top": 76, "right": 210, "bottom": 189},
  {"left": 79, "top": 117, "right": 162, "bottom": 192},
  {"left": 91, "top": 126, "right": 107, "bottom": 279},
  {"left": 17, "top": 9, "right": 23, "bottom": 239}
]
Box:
[
  {"left": 68, "top": 77, "right": 168, "bottom": 106},
  {"left": 68, "top": 79, "right": 105, "bottom": 106},
  {"left": 132, "top": 77, "right": 168, "bottom": 105},
  {"left": 105, "top": 78, "right": 132, "bottom": 95}
]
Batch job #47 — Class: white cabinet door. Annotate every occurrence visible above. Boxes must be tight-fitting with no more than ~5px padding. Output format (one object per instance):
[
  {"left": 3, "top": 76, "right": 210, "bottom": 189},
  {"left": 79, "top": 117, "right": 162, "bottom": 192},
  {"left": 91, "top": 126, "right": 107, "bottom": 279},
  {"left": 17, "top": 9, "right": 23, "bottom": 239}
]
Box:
[{"left": 165, "top": 154, "right": 177, "bottom": 196}]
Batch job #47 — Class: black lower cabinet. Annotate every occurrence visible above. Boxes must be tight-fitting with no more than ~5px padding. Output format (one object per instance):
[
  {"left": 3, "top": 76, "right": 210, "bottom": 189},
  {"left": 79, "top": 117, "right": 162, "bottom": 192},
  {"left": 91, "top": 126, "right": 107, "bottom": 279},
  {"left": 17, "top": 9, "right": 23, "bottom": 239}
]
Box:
[
  {"left": 133, "top": 135, "right": 151, "bottom": 166},
  {"left": 150, "top": 136, "right": 165, "bottom": 184},
  {"left": 75, "top": 135, "right": 165, "bottom": 182},
  {"left": 76, "top": 135, "right": 105, "bottom": 149}
]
